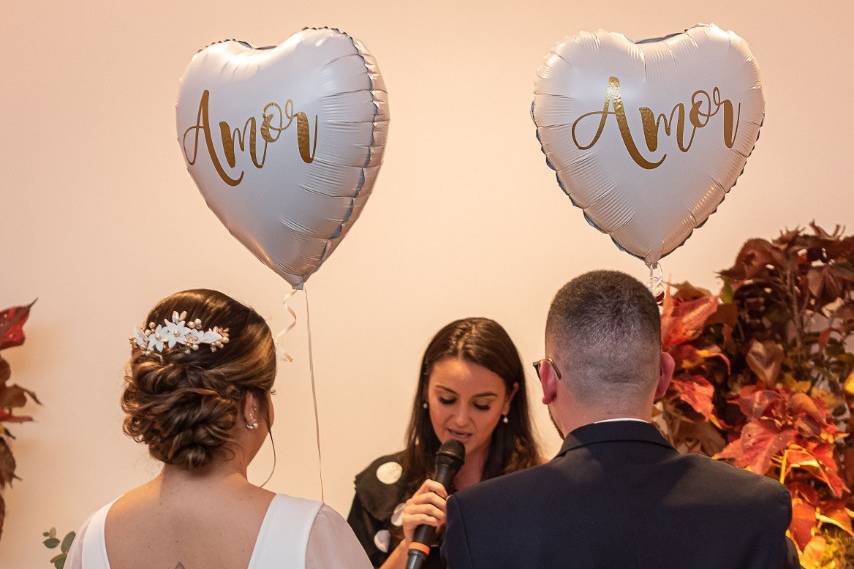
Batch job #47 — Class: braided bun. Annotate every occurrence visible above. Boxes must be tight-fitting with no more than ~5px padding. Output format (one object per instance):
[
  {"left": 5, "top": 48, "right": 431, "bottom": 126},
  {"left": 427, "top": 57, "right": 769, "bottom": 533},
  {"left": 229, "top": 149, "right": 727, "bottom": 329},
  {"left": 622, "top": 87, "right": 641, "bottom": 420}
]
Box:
[{"left": 122, "top": 290, "right": 275, "bottom": 470}]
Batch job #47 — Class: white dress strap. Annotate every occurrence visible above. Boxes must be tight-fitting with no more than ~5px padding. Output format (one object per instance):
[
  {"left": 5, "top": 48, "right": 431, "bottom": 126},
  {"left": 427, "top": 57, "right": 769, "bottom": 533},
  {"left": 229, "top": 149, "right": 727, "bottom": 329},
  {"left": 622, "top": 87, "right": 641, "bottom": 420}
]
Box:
[
  {"left": 248, "top": 494, "right": 323, "bottom": 569},
  {"left": 81, "top": 500, "right": 117, "bottom": 569}
]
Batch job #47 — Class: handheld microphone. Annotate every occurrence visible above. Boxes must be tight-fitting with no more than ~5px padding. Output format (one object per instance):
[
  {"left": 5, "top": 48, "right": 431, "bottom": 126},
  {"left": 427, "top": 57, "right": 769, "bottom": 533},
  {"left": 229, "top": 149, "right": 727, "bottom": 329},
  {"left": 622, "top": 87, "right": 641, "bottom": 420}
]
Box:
[{"left": 405, "top": 439, "right": 465, "bottom": 569}]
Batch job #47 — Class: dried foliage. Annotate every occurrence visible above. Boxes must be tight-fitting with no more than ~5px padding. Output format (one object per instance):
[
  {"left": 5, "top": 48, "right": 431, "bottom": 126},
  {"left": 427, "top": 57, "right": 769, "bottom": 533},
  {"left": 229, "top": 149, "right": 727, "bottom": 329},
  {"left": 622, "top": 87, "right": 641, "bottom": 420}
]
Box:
[
  {"left": 0, "top": 300, "right": 39, "bottom": 541},
  {"left": 659, "top": 223, "right": 854, "bottom": 568}
]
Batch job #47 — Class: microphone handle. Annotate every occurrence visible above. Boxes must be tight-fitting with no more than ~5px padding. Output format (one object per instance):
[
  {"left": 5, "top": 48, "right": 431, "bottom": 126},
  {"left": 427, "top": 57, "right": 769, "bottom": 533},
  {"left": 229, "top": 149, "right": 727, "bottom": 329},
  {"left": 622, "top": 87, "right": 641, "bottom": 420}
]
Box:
[
  {"left": 405, "top": 550, "right": 427, "bottom": 569},
  {"left": 406, "top": 461, "right": 458, "bottom": 569}
]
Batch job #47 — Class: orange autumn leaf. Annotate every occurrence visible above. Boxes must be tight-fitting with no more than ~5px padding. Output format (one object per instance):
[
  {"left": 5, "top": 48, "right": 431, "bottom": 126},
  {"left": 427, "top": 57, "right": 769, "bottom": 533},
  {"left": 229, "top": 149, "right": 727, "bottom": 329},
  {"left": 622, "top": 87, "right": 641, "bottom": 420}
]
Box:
[
  {"left": 670, "top": 375, "right": 716, "bottom": 422},
  {"left": 788, "top": 393, "right": 827, "bottom": 425},
  {"left": 660, "top": 288, "right": 719, "bottom": 350},
  {"left": 817, "top": 502, "right": 854, "bottom": 538},
  {"left": 716, "top": 419, "right": 797, "bottom": 475},
  {"left": 790, "top": 499, "right": 817, "bottom": 550}
]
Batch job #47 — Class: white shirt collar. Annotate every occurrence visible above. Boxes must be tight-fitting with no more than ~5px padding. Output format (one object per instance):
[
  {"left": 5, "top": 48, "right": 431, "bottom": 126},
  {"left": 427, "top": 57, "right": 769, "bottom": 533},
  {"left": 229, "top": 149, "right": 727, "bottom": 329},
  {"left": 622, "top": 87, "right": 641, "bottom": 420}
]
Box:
[{"left": 593, "top": 417, "right": 650, "bottom": 424}]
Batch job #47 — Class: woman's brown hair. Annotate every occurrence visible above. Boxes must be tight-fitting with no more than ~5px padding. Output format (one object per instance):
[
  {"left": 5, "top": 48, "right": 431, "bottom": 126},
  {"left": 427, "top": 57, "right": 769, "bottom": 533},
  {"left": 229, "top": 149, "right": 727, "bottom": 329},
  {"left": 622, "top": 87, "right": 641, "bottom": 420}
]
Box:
[
  {"left": 400, "top": 317, "right": 541, "bottom": 492},
  {"left": 122, "top": 289, "right": 275, "bottom": 470}
]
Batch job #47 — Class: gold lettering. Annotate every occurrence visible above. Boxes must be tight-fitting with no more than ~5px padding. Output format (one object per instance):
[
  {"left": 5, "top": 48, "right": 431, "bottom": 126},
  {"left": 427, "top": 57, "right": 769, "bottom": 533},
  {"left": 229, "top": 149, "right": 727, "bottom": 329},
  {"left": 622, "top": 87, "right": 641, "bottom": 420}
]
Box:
[
  {"left": 181, "top": 90, "right": 318, "bottom": 187},
  {"left": 219, "top": 117, "right": 268, "bottom": 169},
  {"left": 296, "top": 112, "right": 318, "bottom": 164},
  {"left": 572, "top": 77, "right": 664, "bottom": 170},
  {"left": 721, "top": 99, "right": 741, "bottom": 148},
  {"left": 181, "top": 90, "right": 243, "bottom": 187},
  {"left": 640, "top": 103, "right": 695, "bottom": 153},
  {"left": 572, "top": 77, "right": 743, "bottom": 170}
]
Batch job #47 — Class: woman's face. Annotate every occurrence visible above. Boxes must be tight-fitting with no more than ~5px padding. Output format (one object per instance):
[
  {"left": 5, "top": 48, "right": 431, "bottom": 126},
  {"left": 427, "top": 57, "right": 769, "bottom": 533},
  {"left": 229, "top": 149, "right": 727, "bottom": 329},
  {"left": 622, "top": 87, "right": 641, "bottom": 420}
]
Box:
[{"left": 426, "top": 357, "right": 516, "bottom": 459}]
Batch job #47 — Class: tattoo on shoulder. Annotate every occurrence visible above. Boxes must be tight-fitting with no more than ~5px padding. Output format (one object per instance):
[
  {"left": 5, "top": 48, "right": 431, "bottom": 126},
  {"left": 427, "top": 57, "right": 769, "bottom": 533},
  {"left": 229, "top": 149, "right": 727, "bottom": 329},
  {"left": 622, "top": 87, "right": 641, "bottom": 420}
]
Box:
[{"left": 175, "top": 563, "right": 186, "bottom": 569}]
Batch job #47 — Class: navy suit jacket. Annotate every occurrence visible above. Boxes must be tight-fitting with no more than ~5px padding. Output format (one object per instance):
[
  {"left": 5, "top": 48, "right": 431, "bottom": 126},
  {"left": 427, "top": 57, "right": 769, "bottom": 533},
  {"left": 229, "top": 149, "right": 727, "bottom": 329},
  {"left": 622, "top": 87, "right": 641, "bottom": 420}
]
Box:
[{"left": 442, "top": 420, "right": 800, "bottom": 569}]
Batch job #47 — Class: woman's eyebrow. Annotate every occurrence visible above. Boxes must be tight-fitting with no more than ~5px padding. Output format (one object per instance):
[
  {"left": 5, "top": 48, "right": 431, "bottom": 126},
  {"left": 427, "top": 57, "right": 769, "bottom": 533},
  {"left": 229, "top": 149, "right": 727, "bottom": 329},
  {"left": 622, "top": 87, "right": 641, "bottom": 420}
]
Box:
[{"left": 435, "top": 385, "right": 498, "bottom": 398}]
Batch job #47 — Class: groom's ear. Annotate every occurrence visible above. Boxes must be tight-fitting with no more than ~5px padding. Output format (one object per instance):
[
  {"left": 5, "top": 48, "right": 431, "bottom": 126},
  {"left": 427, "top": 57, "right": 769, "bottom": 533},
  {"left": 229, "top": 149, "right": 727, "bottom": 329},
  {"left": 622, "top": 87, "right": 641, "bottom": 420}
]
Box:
[
  {"left": 654, "top": 351, "right": 675, "bottom": 400},
  {"left": 540, "top": 362, "right": 559, "bottom": 405}
]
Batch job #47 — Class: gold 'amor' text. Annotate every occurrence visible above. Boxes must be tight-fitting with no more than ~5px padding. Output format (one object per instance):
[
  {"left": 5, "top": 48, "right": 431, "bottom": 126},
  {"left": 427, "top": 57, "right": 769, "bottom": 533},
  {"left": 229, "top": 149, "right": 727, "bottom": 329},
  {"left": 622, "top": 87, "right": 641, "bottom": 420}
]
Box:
[
  {"left": 182, "top": 90, "right": 318, "bottom": 187},
  {"left": 571, "top": 77, "right": 741, "bottom": 170}
]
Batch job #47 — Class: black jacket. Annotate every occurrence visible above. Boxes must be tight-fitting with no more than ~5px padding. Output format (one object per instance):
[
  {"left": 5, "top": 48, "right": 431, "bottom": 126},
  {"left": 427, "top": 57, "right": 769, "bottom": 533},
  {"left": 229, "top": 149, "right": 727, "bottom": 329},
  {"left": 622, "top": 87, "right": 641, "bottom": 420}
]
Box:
[{"left": 442, "top": 420, "right": 800, "bottom": 569}]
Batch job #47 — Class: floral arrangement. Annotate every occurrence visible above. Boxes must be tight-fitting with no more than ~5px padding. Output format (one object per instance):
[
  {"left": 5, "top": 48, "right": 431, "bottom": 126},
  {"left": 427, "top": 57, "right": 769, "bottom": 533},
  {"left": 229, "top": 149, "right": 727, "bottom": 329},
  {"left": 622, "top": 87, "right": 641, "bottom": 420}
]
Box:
[
  {"left": 659, "top": 223, "right": 853, "bottom": 568},
  {"left": 0, "top": 300, "right": 39, "bottom": 541}
]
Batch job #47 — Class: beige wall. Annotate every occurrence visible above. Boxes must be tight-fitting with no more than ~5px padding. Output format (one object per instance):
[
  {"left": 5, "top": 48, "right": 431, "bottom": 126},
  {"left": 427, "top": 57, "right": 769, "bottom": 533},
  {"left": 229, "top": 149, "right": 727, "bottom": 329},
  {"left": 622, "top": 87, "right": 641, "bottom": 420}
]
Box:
[{"left": 1, "top": 0, "right": 852, "bottom": 565}]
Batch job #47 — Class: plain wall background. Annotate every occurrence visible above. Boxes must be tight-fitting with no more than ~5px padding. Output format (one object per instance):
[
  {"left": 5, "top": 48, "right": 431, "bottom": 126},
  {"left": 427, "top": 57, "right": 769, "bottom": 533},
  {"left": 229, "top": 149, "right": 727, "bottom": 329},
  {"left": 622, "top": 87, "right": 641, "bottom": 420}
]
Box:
[{"left": 1, "top": 0, "right": 852, "bottom": 565}]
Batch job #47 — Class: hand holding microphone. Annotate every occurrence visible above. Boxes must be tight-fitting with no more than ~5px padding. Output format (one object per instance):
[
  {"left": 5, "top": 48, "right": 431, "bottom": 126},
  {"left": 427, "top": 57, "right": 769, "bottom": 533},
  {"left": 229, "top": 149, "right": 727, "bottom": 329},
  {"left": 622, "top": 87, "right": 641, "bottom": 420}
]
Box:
[{"left": 404, "top": 440, "right": 465, "bottom": 569}]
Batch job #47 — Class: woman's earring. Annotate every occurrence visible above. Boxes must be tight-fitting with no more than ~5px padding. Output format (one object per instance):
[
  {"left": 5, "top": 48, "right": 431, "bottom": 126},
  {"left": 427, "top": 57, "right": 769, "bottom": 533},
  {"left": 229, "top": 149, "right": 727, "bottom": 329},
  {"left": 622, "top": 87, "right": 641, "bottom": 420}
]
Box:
[
  {"left": 502, "top": 415, "right": 509, "bottom": 424},
  {"left": 422, "top": 402, "right": 429, "bottom": 410},
  {"left": 246, "top": 419, "right": 258, "bottom": 430}
]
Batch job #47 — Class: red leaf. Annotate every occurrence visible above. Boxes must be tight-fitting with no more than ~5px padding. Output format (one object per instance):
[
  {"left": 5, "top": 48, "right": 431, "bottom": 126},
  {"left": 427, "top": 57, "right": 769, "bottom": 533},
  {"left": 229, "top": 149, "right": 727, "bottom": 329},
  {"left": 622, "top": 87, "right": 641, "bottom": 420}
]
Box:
[
  {"left": 0, "top": 357, "right": 8, "bottom": 385},
  {"left": 818, "top": 328, "right": 833, "bottom": 351},
  {"left": 0, "top": 301, "right": 36, "bottom": 352},
  {"left": 715, "top": 420, "right": 796, "bottom": 475},
  {"left": 807, "top": 443, "right": 847, "bottom": 498},
  {"left": 661, "top": 289, "right": 719, "bottom": 350},
  {"left": 787, "top": 481, "right": 821, "bottom": 506},
  {"left": 790, "top": 499, "right": 817, "bottom": 550},
  {"left": 670, "top": 375, "right": 716, "bottom": 421},
  {"left": 0, "top": 409, "right": 32, "bottom": 423}
]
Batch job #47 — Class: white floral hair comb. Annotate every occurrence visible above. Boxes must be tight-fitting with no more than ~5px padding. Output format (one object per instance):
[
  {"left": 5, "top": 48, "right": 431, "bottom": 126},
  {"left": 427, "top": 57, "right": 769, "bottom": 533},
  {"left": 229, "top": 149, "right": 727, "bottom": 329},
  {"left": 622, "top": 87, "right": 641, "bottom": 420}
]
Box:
[{"left": 131, "top": 311, "right": 229, "bottom": 355}]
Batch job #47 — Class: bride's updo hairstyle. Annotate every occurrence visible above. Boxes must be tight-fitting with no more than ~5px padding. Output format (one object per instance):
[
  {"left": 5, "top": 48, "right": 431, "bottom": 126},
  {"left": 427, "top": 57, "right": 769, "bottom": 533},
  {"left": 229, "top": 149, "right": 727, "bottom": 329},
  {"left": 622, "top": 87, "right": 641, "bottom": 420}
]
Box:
[{"left": 122, "top": 289, "right": 276, "bottom": 470}]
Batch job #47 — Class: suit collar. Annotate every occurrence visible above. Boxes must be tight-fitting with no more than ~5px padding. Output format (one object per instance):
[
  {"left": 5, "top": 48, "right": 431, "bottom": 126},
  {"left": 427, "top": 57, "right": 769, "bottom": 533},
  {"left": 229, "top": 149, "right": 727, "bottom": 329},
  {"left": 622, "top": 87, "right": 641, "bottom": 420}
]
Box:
[{"left": 556, "top": 420, "right": 674, "bottom": 457}]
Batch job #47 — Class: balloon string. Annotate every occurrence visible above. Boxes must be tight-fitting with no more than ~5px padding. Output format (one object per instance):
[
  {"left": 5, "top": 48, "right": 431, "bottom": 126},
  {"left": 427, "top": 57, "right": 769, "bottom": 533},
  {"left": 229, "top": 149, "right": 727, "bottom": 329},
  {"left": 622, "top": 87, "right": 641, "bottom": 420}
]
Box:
[
  {"left": 649, "top": 262, "right": 665, "bottom": 304},
  {"left": 274, "top": 289, "right": 298, "bottom": 362},
  {"left": 305, "top": 286, "right": 326, "bottom": 502}
]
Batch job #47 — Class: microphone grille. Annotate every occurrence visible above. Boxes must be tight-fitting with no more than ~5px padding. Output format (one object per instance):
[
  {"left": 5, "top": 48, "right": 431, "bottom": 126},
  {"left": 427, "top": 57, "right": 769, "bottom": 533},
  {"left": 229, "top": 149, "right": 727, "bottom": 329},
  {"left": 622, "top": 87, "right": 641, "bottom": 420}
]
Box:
[{"left": 436, "top": 439, "right": 465, "bottom": 466}]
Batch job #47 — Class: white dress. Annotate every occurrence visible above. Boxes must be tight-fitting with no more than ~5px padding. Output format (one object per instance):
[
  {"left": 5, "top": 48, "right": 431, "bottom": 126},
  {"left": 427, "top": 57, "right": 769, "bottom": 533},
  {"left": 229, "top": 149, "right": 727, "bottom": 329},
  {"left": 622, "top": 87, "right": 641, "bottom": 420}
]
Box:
[{"left": 63, "top": 494, "right": 371, "bottom": 569}]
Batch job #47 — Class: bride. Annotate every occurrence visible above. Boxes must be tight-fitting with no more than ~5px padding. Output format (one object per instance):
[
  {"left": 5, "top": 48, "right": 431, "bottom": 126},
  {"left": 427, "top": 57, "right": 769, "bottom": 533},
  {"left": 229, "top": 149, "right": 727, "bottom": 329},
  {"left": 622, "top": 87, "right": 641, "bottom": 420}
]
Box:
[{"left": 64, "top": 289, "right": 369, "bottom": 569}]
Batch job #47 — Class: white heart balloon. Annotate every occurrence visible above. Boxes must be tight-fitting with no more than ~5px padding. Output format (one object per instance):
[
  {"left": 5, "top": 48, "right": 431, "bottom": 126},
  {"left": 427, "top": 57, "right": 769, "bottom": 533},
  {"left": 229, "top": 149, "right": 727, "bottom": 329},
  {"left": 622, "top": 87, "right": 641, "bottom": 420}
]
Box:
[
  {"left": 176, "top": 28, "right": 389, "bottom": 288},
  {"left": 533, "top": 24, "right": 764, "bottom": 266}
]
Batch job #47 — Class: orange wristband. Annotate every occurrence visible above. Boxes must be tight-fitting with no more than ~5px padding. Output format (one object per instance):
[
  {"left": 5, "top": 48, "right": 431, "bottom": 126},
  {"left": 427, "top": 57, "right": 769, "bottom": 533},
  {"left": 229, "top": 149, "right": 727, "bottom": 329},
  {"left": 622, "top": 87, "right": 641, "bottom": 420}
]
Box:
[{"left": 408, "top": 542, "right": 431, "bottom": 556}]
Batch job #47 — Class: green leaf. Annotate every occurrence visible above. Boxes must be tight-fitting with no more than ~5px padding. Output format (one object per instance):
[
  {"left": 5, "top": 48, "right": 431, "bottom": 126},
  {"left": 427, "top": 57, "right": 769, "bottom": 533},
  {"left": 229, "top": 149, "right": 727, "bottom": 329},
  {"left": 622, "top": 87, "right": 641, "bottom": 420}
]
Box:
[
  {"left": 60, "top": 531, "right": 76, "bottom": 553},
  {"left": 51, "top": 552, "right": 67, "bottom": 569},
  {"left": 720, "top": 277, "right": 734, "bottom": 304},
  {"left": 43, "top": 537, "right": 60, "bottom": 549}
]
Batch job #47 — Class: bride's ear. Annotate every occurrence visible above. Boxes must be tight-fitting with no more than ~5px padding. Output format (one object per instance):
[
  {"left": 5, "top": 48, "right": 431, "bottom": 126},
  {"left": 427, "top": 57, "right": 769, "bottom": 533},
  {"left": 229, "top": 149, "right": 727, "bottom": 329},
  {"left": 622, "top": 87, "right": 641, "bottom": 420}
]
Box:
[{"left": 242, "top": 391, "right": 260, "bottom": 429}]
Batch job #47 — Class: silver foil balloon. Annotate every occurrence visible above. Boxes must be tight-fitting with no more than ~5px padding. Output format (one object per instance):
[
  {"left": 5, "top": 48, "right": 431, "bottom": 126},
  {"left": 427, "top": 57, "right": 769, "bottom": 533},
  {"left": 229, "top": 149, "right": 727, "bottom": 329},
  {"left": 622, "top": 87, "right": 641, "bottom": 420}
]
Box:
[
  {"left": 532, "top": 24, "right": 764, "bottom": 266},
  {"left": 176, "top": 28, "right": 389, "bottom": 288}
]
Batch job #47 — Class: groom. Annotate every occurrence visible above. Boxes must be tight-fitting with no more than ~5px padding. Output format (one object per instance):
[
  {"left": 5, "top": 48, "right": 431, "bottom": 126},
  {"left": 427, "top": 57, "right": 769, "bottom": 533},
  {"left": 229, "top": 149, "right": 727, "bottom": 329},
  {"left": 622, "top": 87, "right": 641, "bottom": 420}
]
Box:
[{"left": 442, "top": 271, "right": 800, "bottom": 569}]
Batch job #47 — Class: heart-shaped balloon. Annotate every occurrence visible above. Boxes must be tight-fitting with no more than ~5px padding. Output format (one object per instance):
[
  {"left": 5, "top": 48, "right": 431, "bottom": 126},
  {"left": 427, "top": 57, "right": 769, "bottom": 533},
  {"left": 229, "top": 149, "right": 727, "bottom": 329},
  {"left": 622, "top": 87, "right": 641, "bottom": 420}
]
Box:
[
  {"left": 176, "top": 28, "right": 389, "bottom": 288},
  {"left": 532, "top": 24, "right": 764, "bottom": 266}
]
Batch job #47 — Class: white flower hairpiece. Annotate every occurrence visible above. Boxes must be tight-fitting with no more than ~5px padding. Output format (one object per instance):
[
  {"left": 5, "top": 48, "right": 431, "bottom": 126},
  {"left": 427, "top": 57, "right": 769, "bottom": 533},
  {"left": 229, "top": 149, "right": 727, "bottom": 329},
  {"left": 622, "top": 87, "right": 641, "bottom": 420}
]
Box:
[{"left": 130, "top": 311, "right": 230, "bottom": 355}]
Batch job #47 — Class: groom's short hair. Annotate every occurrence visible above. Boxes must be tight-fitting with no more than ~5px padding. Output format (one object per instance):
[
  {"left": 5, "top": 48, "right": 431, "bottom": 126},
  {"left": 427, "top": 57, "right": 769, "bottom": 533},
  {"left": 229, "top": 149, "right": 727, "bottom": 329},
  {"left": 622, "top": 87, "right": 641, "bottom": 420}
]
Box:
[{"left": 546, "top": 271, "right": 661, "bottom": 403}]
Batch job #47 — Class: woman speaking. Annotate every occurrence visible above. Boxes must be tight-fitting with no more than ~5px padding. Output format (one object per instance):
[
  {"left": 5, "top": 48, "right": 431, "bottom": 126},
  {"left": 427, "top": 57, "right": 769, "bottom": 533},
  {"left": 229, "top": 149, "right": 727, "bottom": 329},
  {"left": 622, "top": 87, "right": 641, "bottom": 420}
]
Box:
[{"left": 348, "top": 318, "right": 542, "bottom": 568}]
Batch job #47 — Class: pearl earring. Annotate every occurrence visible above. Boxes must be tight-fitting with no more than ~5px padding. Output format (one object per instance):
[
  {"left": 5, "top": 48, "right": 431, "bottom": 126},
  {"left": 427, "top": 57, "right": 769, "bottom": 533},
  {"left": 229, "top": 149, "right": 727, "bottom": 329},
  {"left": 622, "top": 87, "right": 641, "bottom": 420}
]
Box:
[
  {"left": 422, "top": 402, "right": 428, "bottom": 409},
  {"left": 502, "top": 415, "right": 509, "bottom": 424}
]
